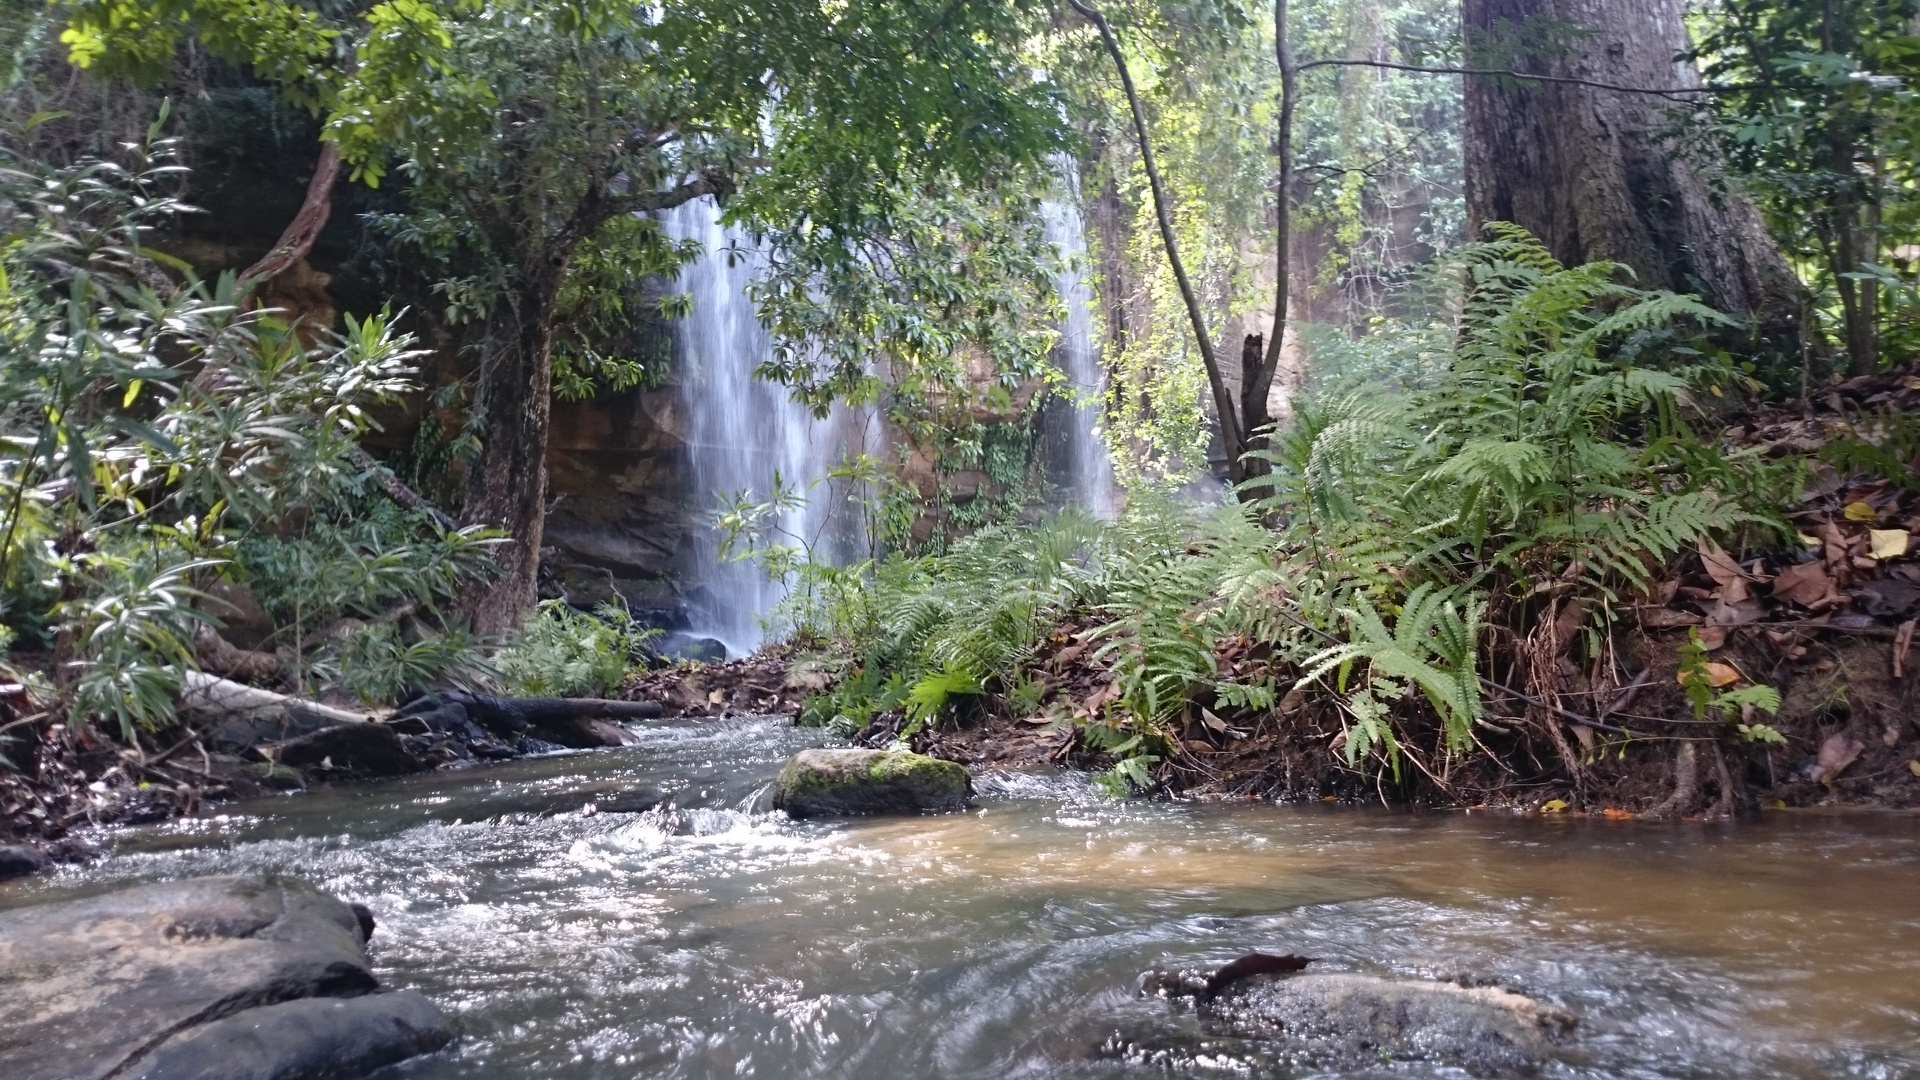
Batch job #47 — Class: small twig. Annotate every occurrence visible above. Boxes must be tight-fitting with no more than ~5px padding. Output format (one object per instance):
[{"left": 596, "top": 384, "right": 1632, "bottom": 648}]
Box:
[
  {"left": 0, "top": 711, "right": 50, "bottom": 737},
  {"left": 1598, "top": 665, "right": 1655, "bottom": 721},
  {"left": 1760, "top": 620, "right": 1901, "bottom": 640}
]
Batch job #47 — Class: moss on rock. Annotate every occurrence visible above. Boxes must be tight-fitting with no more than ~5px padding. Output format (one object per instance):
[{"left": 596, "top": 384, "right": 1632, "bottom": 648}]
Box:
[{"left": 773, "top": 748, "right": 971, "bottom": 818}]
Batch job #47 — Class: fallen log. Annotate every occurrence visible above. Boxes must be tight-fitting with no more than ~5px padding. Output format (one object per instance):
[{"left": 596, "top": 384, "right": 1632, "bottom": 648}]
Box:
[
  {"left": 178, "top": 672, "right": 382, "bottom": 752},
  {"left": 399, "top": 691, "right": 663, "bottom": 749}
]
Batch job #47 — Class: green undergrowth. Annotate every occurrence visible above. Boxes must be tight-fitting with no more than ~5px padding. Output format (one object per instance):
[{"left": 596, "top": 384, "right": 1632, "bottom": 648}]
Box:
[
  {"left": 793, "top": 227, "right": 1801, "bottom": 796},
  {"left": 0, "top": 124, "right": 502, "bottom": 737},
  {"left": 495, "top": 599, "right": 658, "bottom": 699}
]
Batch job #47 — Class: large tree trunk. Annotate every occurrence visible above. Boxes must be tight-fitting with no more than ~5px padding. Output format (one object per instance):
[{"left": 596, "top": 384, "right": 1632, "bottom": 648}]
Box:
[
  {"left": 1463, "top": 0, "right": 1803, "bottom": 357},
  {"left": 460, "top": 265, "right": 564, "bottom": 633}
]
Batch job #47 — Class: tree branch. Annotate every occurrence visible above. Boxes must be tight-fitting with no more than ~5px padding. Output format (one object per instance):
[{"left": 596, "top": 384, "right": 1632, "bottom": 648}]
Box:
[
  {"left": 614, "top": 165, "right": 738, "bottom": 217},
  {"left": 1066, "top": 0, "right": 1240, "bottom": 465},
  {"left": 239, "top": 142, "right": 342, "bottom": 290}
]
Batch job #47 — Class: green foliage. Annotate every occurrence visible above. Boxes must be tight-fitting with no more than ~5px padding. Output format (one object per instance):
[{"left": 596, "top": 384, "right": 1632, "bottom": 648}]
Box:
[
  {"left": 714, "top": 453, "right": 913, "bottom": 647},
  {"left": 0, "top": 124, "right": 496, "bottom": 736},
  {"left": 821, "top": 227, "right": 1798, "bottom": 794},
  {"left": 1692, "top": 0, "right": 1920, "bottom": 372},
  {"left": 1675, "top": 628, "right": 1784, "bottom": 744},
  {"left": 750, "top": 179, "right": 1063, "bottom": 428},
  {"left": 903, "top": 664, "right": 983, "bottom": 728},
  {"left": 1299, "top": 585, "right": 1484, "bottom": 756},
  {"left": 232, "top": 502, "right": 499, "bottom": 700},
  {"left": 494, "top": 600, "right": 657, "bottom": 699}
]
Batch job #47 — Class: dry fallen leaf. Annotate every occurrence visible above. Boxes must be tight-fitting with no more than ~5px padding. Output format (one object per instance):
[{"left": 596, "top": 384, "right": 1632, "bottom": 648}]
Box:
[
  {"left": 1771, "top": 560, "right": 1836, "bottom": 607},
  {"left": 1641, "top": 607, "right": 1703, "bottom": 628},
  {"left": 1894, "top": 619, "right": 1915, "bottom": 680},
  {"left": 1679, "top": 661, "right": 1742, "bottom": 688},
  {"left": 1696, "top": 626, "right": 1728, "bottom": 650},
  {"left": 1844, "top": 501, "right": 1879, "bottom": 523},
  {"left": 1910, "top": 759, "right": 1920, "bottom": 778},
  {"left": 1705, "top": 598, "right": 1765, "bottom": 627},
  {"left": 1869, "top": 528, "right": 1911, "bottom": 561},
  {"left": 1811, "top": 733, "right": 1864, "bottom": 784},
  {"left": 1698, "top": 540, "right": 1749, "bottom": 586}
]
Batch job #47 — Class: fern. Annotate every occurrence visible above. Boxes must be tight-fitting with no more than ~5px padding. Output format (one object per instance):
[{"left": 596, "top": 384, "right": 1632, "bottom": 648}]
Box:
[{"left": 1299, "top": 584, "right": 1486, "bottom": 752}]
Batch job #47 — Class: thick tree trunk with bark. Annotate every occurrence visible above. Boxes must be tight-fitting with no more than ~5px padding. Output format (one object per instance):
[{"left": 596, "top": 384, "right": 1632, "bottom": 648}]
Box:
[
  {"left": 460, "top": 262, "right": 565, "bottom": 633},
  {"left": 1463, "top": 0, "right": 1803, "bottom": 356},
  {"left": 454, "top": 169, "right": 732, "bottom": 632}
]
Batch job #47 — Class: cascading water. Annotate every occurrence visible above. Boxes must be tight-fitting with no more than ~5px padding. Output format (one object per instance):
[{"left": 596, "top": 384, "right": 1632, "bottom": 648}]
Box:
[
  {"left": 1041, "top": 182, "right": 1121, "bottom": 519},
  {"left": 664, "top": 199, "right": 866, "bottom": 656}
]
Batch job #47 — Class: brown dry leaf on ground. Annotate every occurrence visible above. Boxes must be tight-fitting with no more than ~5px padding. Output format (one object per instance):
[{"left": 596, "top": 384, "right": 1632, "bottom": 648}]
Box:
[
  {"left": 1771, "top": 561, "right": 1837, "bottom": 607},
  {"left": 1698, "top": 540, "right": 1752, "bottom": 587},
  {"left": 1812, "top": 733, "right": 1865, "bottom": 784},
  {"left": 1701, "top": 662, "right": 1742, "bottom": 687}
]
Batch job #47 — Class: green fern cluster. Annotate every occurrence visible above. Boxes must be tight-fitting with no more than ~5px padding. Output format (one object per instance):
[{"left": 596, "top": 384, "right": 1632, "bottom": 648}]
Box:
[
  {"left": 819, "top": 226, "right": 1797, "bottom": 793},
  {"left": 495, "top": 600, "right": 658, "bottom": 699}
]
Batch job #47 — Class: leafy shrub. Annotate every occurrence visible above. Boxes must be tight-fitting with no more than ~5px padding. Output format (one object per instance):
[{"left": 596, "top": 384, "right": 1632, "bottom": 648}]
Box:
[
  {"left": 0, "top": 119, "right": 498, "bottom": 735},
  {"left": 494, "top": 600, "right": 656, "bottom": 699}
]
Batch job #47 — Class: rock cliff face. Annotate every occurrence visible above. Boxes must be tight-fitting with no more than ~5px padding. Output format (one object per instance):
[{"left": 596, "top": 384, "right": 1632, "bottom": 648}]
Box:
[{"left": 542, "top": 386, "right": 701, "bottom": 624}]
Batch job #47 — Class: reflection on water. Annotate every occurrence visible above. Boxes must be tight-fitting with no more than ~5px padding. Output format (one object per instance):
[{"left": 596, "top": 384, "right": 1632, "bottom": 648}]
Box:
[{"left": 4, "top": 715, "right": 1917, "bottom": 1079}]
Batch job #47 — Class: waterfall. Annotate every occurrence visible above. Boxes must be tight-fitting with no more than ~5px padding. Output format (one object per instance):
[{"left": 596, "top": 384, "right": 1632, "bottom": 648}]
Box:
[
  {"left": 664, "top": 199, "right": 867, "bottom": 656},
  {"left": 1041, "top": 185, "right": 1120, "bottom": 519}
]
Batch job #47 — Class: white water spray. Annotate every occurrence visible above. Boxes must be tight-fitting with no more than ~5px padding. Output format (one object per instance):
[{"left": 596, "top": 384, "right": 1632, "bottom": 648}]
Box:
[
  {"left": 1041, "top": 184, "right": 1120, "bottom": 518},
  {"left": 664, "top": 200, "right": 867, "bottom": 656}
]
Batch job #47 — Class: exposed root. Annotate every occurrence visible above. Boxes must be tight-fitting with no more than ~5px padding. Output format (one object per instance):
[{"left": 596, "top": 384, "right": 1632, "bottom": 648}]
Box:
[{"left": 1641, "top": 741, "right": 1699, "bottom": 820}]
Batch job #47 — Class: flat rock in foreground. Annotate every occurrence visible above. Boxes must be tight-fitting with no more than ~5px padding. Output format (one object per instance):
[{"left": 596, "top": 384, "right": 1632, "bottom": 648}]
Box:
[
  {"left": 0, "top": 874, "right": 453, "bottom": 1080},
  {"left": 773, "top": 748, "right": 971, "bottom": 818},
  {"left": 1209, "top": 972, "right": 1575, "bottom": 1075}
]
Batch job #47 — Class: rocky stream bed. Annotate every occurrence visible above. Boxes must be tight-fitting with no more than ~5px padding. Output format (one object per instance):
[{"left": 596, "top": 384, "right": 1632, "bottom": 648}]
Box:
[{"left": 1, "top": 713, "right": 1917, "bottom": 1080}]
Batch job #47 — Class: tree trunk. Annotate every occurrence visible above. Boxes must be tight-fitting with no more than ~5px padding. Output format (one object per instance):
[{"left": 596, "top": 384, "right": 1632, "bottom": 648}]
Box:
[
  {"left": 460, "top": 264, "right": 565, "bottom": 632},
  {"left": 1462, "top": 0, "right": 1803, "bottom": 358}
]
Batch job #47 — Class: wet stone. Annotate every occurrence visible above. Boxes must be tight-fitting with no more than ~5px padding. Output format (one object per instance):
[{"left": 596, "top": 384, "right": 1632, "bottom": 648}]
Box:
[
  {"left": 772, "top": 748, "right": 972, "bottom": 818},
  {"left": 273, "top": 722, "right": 428, "bottom": 777},
  {"left": 0, "top": 843, "right": 48, "bottom": 881},
  {"left": 1205, "top": 972, "right": 1576, "bottom": 1076},
  {"left": 0, "top": 874, "right": 452, "bottom": 1080}
]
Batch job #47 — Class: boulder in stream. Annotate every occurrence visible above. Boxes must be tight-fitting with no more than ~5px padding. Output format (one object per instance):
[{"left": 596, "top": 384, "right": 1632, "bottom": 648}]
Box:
[
  {"left": 0, "top": 842, "right": 49, "bottom": 881},
  {"left": 1207, "top": 971, "right": 1575, "bottom": 1075},
  {"left": 772, "top": 748, "right": 971, "bottom": 818},
  {"left": 0, "top": 874, "right": 454, "bottom": 1080}
]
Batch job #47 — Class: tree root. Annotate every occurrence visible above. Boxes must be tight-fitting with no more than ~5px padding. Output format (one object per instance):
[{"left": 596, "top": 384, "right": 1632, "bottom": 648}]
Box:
[{"left": 1642, "top": 741, "right": 1699, "bottom": 819}]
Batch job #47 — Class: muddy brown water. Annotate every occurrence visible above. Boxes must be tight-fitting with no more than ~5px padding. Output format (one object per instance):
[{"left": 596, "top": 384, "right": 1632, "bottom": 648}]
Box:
[{"left": 3, "top": 715, "right": 1916, "bottom": 1078}]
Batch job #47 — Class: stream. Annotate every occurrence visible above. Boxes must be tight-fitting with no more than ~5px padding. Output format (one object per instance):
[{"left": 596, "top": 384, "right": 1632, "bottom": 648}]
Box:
[{"left": 3, "top": 715, "right": 1917, "bottom": 1079}]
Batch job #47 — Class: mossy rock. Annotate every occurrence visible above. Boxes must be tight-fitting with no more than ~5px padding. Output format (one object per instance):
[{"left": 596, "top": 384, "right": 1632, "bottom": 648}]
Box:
[{"left": 772, "top": 748, "right": 971, "bottom": 818}]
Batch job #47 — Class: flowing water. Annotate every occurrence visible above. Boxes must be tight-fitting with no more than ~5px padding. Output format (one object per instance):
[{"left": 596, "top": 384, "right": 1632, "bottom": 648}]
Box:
[
  {"left": 664, "top": 201, "right": 873, "bottom": 655},
  {"left": 1042, "top": 180, "right": 1120, "bottom": 520},
  {"left": 7, "top": 719, "right": 1917, "bottom": 1080}
]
